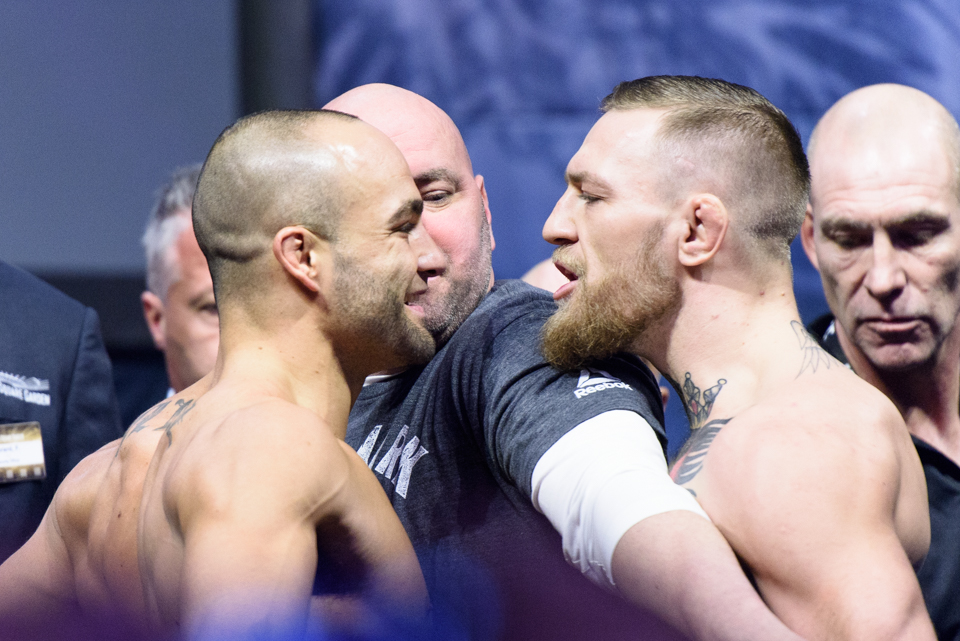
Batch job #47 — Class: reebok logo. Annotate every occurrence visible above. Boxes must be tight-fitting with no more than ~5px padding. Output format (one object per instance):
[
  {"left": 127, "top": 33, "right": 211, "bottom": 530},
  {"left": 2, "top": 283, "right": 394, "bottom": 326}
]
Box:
[{"left": 574, "top": 368, "right": 632, "bottom": 399}]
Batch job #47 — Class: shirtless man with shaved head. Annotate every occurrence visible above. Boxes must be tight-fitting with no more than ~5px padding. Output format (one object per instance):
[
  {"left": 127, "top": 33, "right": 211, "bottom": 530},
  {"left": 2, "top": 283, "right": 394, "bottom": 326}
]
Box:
[
  {"left": 326, "top": 83, "right": 804, "bottom": 641},
  {"left": 542, "top": 75, "right": 935, "bottom": 640},
  {"left": 0, "top": 110, "right": 434, "bottom": 640},
  {"left": 802, "top": 84, "right": 960, "bottom": 640}
]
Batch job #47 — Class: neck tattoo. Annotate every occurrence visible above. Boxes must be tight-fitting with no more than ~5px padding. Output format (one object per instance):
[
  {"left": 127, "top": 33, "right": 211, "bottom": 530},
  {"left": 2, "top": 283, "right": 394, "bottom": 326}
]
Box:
[{"left": 682, "top": 372, "right": 727, "bottom": 430}]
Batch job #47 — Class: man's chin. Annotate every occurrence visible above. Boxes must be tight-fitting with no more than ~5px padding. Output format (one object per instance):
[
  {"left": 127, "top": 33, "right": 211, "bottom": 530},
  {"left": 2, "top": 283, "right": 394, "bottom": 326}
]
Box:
[
  {"left": 421, "top": 285, "right": 488, "bottom": 347},
  {"left": 382, "top": 322, "right": 437, "bottom": 370},
  {"left": 540, "top": 301, "right": 614, "bottom": 372},
  {"left": 861, "top": 341, "right": 938, "bottom": 373}
]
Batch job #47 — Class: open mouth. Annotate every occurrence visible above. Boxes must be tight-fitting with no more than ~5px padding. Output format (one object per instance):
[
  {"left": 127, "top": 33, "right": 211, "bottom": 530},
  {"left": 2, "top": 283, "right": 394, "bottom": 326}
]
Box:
[
  {"left": 405, "top": 302, "right": 425, "bottom": 316},
  {"left": 404, "top": 286, "right": 428, "bottom": 316},
  {"left": 552, "top": 261, "right": 580, "bottom": 301}
]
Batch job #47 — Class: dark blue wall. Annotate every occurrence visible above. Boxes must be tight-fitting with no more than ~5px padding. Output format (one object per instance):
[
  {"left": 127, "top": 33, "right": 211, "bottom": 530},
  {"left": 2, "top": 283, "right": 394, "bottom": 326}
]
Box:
[{"left": 0, "top": 1, "right": 237, "bottom": 274}]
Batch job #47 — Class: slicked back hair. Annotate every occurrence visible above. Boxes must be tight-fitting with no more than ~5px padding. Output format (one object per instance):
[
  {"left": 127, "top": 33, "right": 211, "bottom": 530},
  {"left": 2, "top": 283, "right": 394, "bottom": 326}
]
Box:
[
  {"left": 192, "top": 109, "right": 359, "bottom": 303},
  {"left": 142, "top": 164, "right": 202, "bottom": 300},
  {"left": 603, "top": 76, "right": 810, "bottom": 260}
]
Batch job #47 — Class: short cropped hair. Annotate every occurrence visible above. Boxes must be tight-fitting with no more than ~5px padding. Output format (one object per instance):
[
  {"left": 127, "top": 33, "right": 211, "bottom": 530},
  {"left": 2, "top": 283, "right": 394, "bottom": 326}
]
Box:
[
  {"left": 142, "top": 164, "right": 202, "bottom": 300},
  {"left": 192, "top": 109, "right": 359, "bottom": 302},
  {"left": 603, "top": 76, "right": 810, "bottom": 259}
]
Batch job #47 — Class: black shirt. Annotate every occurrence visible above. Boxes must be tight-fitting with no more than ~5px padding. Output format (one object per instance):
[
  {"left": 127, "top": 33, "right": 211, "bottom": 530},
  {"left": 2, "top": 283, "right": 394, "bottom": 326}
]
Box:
[{"left": 347, "top": 281, "right": 681, "bottom": 641}]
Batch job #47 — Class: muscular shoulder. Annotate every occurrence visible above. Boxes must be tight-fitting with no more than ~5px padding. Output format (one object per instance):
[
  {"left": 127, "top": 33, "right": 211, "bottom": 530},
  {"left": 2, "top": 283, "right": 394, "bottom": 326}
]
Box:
[
  {"left": 696, "top": 370, "right": 914, "bottom": 532},
  {"left": 53, "top": 442, "right": 119, "bottom": 542},
  {"left": 737, "top": 368, "right": 906, "bottom": 456},
  {"left": 171, "top": 400, "right": 355, "bottom": 528}
]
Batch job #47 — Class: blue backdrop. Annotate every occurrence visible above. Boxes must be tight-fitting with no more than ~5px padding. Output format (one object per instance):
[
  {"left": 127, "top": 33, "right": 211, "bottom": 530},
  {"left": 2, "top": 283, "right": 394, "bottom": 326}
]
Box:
[{"left": 312, "top": 0, "right": 960, "bottom": 451}]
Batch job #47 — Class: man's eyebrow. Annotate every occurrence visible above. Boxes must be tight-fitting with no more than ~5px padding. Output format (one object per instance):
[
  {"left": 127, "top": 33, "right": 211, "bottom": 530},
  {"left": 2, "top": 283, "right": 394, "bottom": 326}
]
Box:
[
  {"left": 820, "top": 211, "right": 951, "bottom": 234},
  {"left": 886, "top": 210, "right": 951, "bottom": 229},
  {"left": 566, "top": 170, "right": 612, "bottom": 193},
  {"left": 415, "top": 168, "right": 462, "bottom": 190},
  {"left": 387, "top": 198, "right": 424, "bottom": 226},
  {"left": 819, "top": 217, "right": 871, "bottom": 235}
]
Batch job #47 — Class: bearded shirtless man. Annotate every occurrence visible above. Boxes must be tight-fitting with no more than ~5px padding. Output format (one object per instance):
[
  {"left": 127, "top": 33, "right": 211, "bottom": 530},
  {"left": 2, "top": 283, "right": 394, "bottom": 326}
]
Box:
[
  {"left": 541, "top": 76, "right": 935, "bottom": 640},
  {"left": 0, "top": 110, "right": 434, "bottom": 640}
]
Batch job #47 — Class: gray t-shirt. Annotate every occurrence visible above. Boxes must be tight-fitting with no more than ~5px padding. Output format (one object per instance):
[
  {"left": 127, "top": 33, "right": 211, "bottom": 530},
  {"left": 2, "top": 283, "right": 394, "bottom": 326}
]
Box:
[{"left": 346, "top": 280, "right": 679, "bottom": 641}]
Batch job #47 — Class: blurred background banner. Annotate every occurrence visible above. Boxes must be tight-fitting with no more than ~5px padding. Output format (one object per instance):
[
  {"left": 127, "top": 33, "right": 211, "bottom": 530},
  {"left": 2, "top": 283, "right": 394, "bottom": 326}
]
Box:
[
  {"left": 312, "top": 0, "right": 960, "bottom": 326},
  {"left": 3, "top": 0, "right": 960, "bottom": 441}
]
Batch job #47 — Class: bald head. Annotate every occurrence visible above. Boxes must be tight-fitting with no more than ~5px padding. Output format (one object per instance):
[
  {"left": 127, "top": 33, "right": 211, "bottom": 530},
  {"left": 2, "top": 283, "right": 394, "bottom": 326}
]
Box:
[
  {"left": 325, "top": 84, "right": 475, "bottom": 177},
  {"left": 193, "top": 109, "right": 409, "bottom": 302},
  {"left": 809, "top": 84, "right": 960, "bottom": 206},
  {"left": 803, "top": 85, "right": 960, "bottom": 375}
]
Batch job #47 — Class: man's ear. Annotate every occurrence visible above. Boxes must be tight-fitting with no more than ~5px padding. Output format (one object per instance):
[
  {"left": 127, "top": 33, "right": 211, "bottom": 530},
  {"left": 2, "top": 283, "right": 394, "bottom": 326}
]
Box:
[
  {"left": 141, "top": 290, "right": 167, "bottom": 351},
  {"left": 272, "top": 226, "right": 326, "bottom": 293},
  {"left": 475, "top": 174, "right": 495, "bottom": 251},
  {"left": 800, "top": 204, "right": 820, "bottom": 271},
  {"left": 678, "top": 194, "right": 728, "bottom": 267}
]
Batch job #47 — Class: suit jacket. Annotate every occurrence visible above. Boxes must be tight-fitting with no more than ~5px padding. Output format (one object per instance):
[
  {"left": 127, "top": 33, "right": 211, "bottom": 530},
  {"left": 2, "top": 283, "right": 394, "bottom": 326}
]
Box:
[{"left": 0, "top": 261, "right": 123, "bottom": 561}]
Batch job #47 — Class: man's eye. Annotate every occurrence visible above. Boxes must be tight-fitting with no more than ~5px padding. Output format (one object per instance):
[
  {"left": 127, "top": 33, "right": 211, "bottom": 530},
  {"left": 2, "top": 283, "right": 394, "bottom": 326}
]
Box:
[
  {"left": 578, "top": 192, "right": 601, "bottom": 204},
  {"left": 422, "top": 190, "right": 452, "bottom": 203},
  {"left": 891, "top": 228, "right": 940, "bottom": 248},
  {"left": 396, "top": 222, "right": 417, "bottom": 234},
  {"left": 826, "top": 231, "right": 870, "bottom": 250},
  {"left": 200, "top": 303, "right": 218, "bottom": 316}
]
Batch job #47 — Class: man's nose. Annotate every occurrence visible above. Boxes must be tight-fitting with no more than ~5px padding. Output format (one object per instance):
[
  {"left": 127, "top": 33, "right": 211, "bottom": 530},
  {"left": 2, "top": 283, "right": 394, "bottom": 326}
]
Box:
[
  {"left": 543, "top": 189, "right": 578, "bottom": 246},
  {"left": 410, "top": 223, "right": 446, "bottom": 278},
  {"left": 863, "top": 234, "right": 907, "bottom": 301}
]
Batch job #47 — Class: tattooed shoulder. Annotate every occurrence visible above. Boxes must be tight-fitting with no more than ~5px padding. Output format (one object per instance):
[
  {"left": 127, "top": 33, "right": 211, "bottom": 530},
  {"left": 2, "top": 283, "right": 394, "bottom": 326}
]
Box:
[
  {"left": 117, "top": 401, "right": 170, "bottom": 453},
  {"left": 116, "top": 398, "right": 197, "bottom": 453},
  {"left": 791, "top": 320, "right": 832, "bottom": 377},
  {"left": 670, "top": 418, "right": 731, "bottom": 489},
  {"left": 154, "top": 398, "right": 197, "bottom": 445}
]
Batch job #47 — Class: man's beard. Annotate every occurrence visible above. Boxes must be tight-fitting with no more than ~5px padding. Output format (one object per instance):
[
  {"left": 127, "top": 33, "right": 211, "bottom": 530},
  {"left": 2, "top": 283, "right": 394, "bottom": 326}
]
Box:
[
  {"left": 541, "top": 228, "right": 681, "bottom": 371},
  {"left": 332, "top": 252, "right": 436, "bottom": 370},
  {"left": 422, "top": 209, "right": 493, "bottom": 347}
]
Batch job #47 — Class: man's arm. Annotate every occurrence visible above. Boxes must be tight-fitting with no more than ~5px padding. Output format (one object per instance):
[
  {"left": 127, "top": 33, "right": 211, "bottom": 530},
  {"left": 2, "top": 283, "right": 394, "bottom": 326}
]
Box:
[
  {"left": 0, "top": 484, "right": 85, "bottom": 637},
  {"left": 179, "top": 495, "right": 319, "bottom": 640},
  {"left": 177, "top": 410, "right": 338, "bottom": 639},
  {"left": 177, "top": 404, "right": 426, "bottom": 640},
  {"left": 695, "top": 405, "right": 934, "bottom": 641},
  {"left": 613, "top": 513, "right": 804, "bottom": 641},
  {"left": 532, "top": 411, "right": 803, "bottom": 641}
]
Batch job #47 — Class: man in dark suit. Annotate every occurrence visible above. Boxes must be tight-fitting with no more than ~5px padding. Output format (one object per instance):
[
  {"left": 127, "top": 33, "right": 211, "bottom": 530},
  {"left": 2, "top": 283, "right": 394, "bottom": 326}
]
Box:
[{"left": 0, "top": 260, "right": 123, "bottom": 561}]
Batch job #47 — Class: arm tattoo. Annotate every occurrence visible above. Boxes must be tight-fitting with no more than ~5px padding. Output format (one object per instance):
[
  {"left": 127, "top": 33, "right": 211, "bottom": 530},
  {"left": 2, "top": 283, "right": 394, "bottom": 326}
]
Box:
[
  {"left": 792, "top": 320, "right": 832, "bottom": 376},
  {"left": 681, "top": 373, "right": 727, "bottom": 429},
  {"left": 154, "top": 398, "right": 196, "bottom": 445},
  {"left": 670, "top": 418, "right": 731, "bottom": 489}
]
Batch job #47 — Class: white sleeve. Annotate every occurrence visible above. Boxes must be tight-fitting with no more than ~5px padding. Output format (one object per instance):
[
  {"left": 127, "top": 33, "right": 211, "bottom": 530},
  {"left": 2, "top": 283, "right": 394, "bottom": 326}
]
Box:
[{"left": 530, "top": 409, "right": 710, "bottom": 591}]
